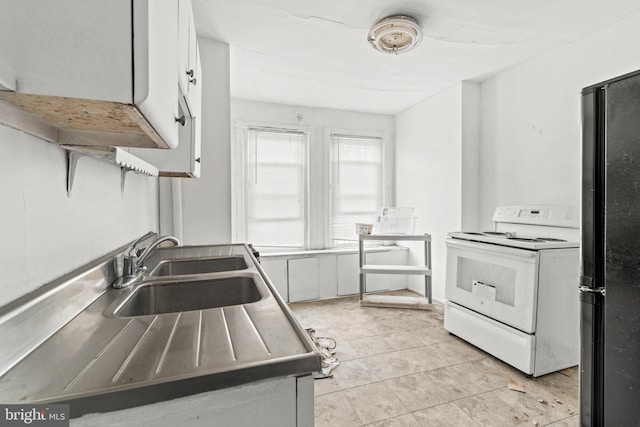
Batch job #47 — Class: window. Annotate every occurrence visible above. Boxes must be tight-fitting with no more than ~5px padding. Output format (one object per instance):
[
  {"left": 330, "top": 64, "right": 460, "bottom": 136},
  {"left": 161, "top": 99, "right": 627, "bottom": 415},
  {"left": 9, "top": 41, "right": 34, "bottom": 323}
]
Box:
[
  {"left": 329, "top": 134, "right": 384, "bottom": 246},
  {"left": 233, "top": 123, "right": 388, "bottom": 251},
  {"left": 241, "top": 128, "right": 307, "bottom": 249}
]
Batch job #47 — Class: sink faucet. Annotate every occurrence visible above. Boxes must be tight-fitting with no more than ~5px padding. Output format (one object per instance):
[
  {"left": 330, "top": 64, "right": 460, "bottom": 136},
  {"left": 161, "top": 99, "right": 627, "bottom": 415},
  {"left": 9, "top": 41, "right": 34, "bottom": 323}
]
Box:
[{"left": 113, "top": 235, "right": 180, "bottom": 289}]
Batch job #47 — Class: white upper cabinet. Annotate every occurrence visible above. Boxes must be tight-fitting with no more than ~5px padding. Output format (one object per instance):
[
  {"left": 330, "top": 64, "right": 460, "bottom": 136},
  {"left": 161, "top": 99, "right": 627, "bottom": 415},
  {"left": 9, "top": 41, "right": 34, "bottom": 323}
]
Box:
[
  {"left": 130, "top": 86, "right": 201, "bottom": 178},
  {"left": 132, "top": 0, "right": 180, "bottom": 149},
  {"left": 0, "top": 0, "right": 182, "bottom": 149},
  {"left": 129, "top": 0, "right": 202, "bottom": 178}
]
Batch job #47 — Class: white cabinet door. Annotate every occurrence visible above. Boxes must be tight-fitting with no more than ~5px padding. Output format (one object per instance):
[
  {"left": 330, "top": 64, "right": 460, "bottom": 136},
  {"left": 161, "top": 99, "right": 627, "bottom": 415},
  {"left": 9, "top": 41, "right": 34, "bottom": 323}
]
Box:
[
  {"left": 129, "top": 36, "right": 203, "bottom": 178},
  {"left": 337, "top": 254, "right": 359, "bottom": 296},
  {"left": 260, "top": 259, "right": 288, "bottom": 302},
  {"left": 190, "top": 44, "right": 202, "bottom": 177},
  {"left": 133, "top": 0, "right": 180, "bottom": 149},
  {"left": 130, "top": 79, "right": 201, "bottom": 177},
  {"left": 288, "top": 258, "right": 319, "bottom": 302},
  {"left": 177, "top": 0, "right": 191, "bottom": 95},
  {"left": 184, "top": 7, "right": 201, "bottom": 117},
  {"left": 0, "top": 0, "right": 132, "bottom": 102},
  {"left": 318, "top": 256, "right": 337, "bottom": 300},
  {"left": 177, "top": 0, "right": 201, "bottom": 117}
]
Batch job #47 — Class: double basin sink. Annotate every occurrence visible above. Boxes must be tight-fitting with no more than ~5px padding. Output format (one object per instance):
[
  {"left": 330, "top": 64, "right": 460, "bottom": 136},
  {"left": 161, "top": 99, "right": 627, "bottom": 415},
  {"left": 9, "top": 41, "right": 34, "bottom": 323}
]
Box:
[
  {"left": 0, "top": 242, "right": 321, "bottom": 418},
  {"left": 114, "top": 253, "right": 263, "bottom": 317}
]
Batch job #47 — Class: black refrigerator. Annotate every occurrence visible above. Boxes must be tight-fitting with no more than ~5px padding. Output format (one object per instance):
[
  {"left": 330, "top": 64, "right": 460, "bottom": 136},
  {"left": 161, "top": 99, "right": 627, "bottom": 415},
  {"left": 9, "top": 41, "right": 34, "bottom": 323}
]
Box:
[{"left": 581, "top": 69, "right": 640, "bottom": 426}]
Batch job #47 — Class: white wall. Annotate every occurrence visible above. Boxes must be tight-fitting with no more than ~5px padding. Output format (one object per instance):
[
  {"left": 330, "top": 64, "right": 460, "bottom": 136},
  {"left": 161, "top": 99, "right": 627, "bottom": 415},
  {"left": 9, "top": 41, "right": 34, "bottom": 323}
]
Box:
[
  {"left": 180, "top": 38, "right": 232, "bottom": 245},
  {"left": 394, "top": 84, "right": 466, "bottom": 302},
  {"left": 230, "top": 99, "right": 395, "bottom": 249},
  {"left": 0, "top": 124, "right": 158, "bottom": 308},
  {"left": 478, "top": 13, "right": 640, "bottom": 229}
]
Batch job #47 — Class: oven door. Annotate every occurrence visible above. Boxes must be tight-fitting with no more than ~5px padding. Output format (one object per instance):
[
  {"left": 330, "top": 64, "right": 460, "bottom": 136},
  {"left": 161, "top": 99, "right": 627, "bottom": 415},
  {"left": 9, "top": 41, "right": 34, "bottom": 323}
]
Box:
[{"left": 445, "top": 238, "right": 540, "bottom": 333}]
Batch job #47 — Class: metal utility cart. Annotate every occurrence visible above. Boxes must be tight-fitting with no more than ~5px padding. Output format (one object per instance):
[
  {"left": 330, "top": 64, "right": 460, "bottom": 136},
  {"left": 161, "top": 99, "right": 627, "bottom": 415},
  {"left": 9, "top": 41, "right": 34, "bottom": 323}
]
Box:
[{"left": 358, "top": 233, "right": 432, "bottom": 309}]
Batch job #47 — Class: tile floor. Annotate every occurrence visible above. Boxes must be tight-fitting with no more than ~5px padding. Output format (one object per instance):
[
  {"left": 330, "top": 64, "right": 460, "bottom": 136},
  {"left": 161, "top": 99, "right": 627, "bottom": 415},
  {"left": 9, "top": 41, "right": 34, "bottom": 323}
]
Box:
[{"left": 288, "top": 295, "right": 579, "bottom": 427}]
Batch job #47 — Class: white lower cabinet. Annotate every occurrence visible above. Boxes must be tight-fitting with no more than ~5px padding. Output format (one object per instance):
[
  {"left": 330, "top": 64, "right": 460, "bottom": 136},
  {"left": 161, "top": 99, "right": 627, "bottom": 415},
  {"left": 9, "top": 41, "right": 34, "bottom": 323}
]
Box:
[
  {"left": 337, "top": 254, "right": 359, "bottom": 296},
  {"left": 317, "top": 256, "right": 338, "bottom": 300},
  {"left": 260, "top": 249, "right": 409, "bottom": 303},
  {"left": 260, "top": 259, "right": 289, "bottom": 302},
  {"left": 71, "top": 375, "right": 314, "bottom": 427},
  {"left": 288, "top": 258, "right": 319, "bottom": 303}
]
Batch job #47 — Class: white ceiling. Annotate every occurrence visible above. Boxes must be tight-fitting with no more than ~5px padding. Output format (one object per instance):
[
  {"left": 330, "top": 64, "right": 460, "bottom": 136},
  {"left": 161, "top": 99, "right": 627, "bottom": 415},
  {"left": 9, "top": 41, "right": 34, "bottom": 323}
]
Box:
[{"left": 192, "top": 0, "right": 640, "bottom": 115}]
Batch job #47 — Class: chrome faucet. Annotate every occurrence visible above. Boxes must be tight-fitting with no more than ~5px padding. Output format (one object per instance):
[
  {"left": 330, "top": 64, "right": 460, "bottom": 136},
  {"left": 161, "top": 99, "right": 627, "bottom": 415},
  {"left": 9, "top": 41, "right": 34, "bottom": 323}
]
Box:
[{"left": 113, "top": 235, "right": 180, "bottom": 289}]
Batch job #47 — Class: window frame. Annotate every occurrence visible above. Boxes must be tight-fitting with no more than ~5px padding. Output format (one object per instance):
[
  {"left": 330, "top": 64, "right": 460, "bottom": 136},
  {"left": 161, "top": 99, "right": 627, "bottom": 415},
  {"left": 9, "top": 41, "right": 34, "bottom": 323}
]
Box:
[
  {"left": 324, "top": 128, "right": 388, "bottom": 248},
  {"left": 232, "top": 122, "right": 312, "bottom": 249}
]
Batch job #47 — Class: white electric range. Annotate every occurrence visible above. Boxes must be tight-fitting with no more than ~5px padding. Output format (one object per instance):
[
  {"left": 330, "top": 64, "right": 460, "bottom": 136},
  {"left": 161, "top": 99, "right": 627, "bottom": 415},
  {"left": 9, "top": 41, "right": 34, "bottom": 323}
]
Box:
[{"left": 444, "top": 206, "right": 580, "bottom": 377}]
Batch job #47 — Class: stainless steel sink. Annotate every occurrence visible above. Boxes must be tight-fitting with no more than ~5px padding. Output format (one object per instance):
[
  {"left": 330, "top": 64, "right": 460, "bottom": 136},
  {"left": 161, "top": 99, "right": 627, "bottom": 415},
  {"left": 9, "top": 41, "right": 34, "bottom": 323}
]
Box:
[
  {"left": 149, "top": 256, "right": 248, "bottom": 277},
  {"left": 115, "top": 276, "right": 263, "bottom": 317}
]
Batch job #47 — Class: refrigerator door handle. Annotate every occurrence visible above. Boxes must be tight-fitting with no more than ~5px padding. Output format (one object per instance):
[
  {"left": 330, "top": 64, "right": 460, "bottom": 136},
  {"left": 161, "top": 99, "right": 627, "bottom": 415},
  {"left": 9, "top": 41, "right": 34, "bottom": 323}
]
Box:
[{"left": 579, "top": 285, "right": 606, "bottom": 296}]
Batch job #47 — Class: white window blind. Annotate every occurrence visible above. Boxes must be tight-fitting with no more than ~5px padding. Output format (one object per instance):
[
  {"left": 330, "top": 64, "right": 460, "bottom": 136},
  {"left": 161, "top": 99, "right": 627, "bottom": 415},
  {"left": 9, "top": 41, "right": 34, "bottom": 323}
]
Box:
[
  {"left": 245, "top": 129, "right": 307, "bottom": 248},
  {"left": 330, "top": 134, "right": 383, "bottom": 246}
]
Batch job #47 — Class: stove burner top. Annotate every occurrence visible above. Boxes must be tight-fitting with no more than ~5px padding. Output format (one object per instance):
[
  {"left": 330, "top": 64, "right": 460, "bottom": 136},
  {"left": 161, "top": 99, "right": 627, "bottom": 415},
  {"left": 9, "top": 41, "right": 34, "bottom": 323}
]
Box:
[
  {"left": 460, "top": 232, "right": 569, "bottom": 243},
  {"left": 506, "top": 236, "right": 568, "bottom": 242}
]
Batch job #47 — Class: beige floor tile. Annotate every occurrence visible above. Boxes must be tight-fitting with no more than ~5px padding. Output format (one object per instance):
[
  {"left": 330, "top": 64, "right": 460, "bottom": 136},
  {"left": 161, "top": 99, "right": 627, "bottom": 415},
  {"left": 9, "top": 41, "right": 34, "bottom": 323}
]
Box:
[
  {"left": 455, "top": 387, "right": 571, "bottom": 426},
  {"left": 336, "top": 340, "right": 361, "bottom": 361},
  {"left": 381, "top": 330, "right": 432, "bottom": 351},
  {"left": 365, "top": 346, "right": 448, "bottom": 380},
  {"left": 292, "top": 313, "right": 330, "bottom": 330},
  {"left": 414, "top": 326, "right": 457, "bottom": 345},
  {"left": 448, "top": 357, "right": 520, "bottom": 392},
  {"left": 290, "top": 296, "right": 580, "bottom": 426},
  {"left": 321, "top": 309, "right": 364, "bottom": 327},
  {"left": 364, "top": 319, "right": 410, "bottom": 335},
  {"left": 314, "top": 391, "right": 363, "bottom": 427},
  {"left": 349, "top": 310, "right": 388, "bottom": 323},
  {"left": 320, "top": 323, "right": 377, "bottom": 341},
  {"left": 343, "top": 382, "right": 409, "bottom": 424},
  {"left": 524, "top": 370, "right": 580, "bottom": 411},
  {"left": 423, "top": 364, "right": 488, "bottom": 401},
  {"left": 385, "top": 363, "right": 491, "bottom": 412},
  {"left": 334, "top": 358, "right": 381, "bottom": 389},
  {"left": 365, "top": 413, "right": 422, "bottom": 427},
  {"left": 314, "top": 376, "right": 341, "bottom": 396},
  {"left": 349, "top": 335, "right": 395, "bottom": 357},
  {"left": 385, "top": 372, "right": 450, "bottom": 411},
  {"left": 367, "top": 307, "right": 436, "bottom": 323},
  {"left": 367, "top": 318, "right": 436, "bottom": 335},
  {"left": 430, "top": 339, "right": 486, "bottom": 364},
  {"left": 545, "top": 415, "right": 579, "bottom": 426},
  {"left": 413, "top": 403, "right": 481, "bottom": 427}
]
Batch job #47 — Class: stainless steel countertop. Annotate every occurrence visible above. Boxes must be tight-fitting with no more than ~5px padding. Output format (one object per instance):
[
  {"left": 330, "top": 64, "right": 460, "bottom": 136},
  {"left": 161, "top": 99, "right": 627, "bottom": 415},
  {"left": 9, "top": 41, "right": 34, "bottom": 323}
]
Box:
[{"left": 0, "top": 243, "right": 320, "bottom": 417}]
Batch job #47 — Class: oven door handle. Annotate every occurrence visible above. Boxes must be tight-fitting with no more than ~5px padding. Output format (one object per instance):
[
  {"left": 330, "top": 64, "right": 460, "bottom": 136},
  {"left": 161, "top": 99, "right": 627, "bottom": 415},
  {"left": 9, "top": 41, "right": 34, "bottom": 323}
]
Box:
[{"left": 445, "top": 238, "right": 538, "bottom": 259}]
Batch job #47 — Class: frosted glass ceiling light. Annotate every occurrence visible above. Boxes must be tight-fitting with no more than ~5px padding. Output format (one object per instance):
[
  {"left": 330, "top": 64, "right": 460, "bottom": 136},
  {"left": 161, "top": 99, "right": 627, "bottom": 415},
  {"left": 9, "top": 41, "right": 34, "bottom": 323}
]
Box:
[{"left": 367, "top": 15, "right": 423, "bottom": 55}]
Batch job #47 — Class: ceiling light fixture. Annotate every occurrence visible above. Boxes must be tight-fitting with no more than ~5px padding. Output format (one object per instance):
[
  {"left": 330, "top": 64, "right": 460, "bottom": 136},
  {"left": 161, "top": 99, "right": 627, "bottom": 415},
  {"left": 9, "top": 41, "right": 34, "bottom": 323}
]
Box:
[{"left": 367, "top": 15, "right": 423, "bottom": 55}]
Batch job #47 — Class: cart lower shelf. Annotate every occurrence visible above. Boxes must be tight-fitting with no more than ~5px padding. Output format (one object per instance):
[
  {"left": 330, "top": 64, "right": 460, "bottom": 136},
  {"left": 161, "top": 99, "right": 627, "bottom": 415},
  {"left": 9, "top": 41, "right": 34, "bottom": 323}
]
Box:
[{"left": 360, "top": 294, "right": 432, "bottom": 310}]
